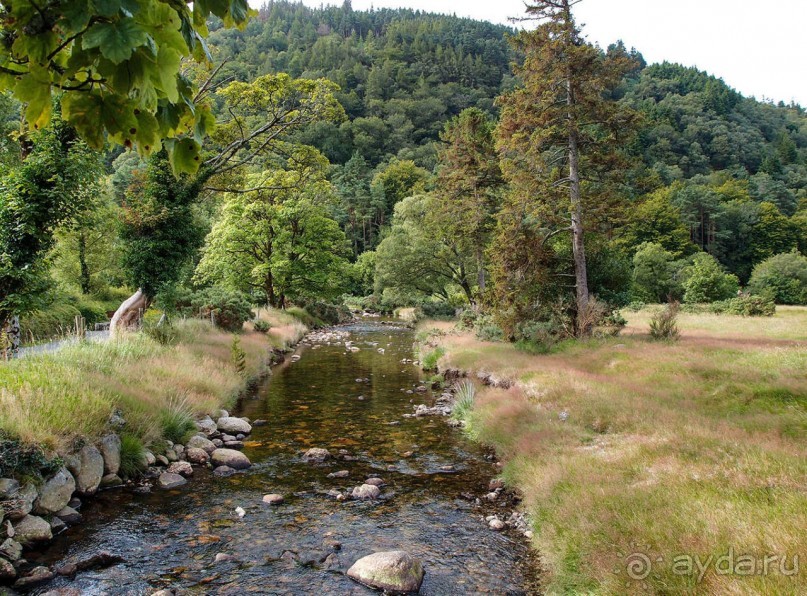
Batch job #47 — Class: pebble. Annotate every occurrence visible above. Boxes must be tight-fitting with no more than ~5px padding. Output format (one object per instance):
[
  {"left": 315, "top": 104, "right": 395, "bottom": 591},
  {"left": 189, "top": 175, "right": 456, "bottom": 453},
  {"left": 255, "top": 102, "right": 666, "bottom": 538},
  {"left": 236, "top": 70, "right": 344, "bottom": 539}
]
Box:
[{"left": 262, "top": 494, "right": 284, "bottom": 505}]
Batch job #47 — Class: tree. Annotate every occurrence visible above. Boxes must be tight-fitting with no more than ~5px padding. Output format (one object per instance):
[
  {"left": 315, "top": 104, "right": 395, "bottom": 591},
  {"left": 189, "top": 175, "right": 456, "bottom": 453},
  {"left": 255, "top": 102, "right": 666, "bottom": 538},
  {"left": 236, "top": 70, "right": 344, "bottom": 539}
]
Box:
[
  {"left": 370, "top": 159, "right": 430, "bottom": 228},
  {"left": 748, "top": 252, "right": 807, "bottom": 305},
  {"left": 375, "top": 193, "right": 478, "bottom": 304},
  {"left": 195, "top": 149, "right": 351, "bottom": 307},
  {"left": 110, "top": 73, "right": 345, "bottom": 332},
  {"left": 631, "top": 242, "right": 680, "bottom": 303},
  {"left": 622, "top": 189, "right": 695, "bottom": 258},
  {"left": 682, "top": 253, "right": 739, "bottom": 303},
  {"left": 0, "top": 109, "right": 100, "bottom": 353},
  {"left": 435, "top": 108, "right": 503, "bottom": 297},
  {"left": 0, "top": 0, "right": 254, "bottom": 174},
  {"left": 495, "top": 0, "right": 637, "bottom": 334}
]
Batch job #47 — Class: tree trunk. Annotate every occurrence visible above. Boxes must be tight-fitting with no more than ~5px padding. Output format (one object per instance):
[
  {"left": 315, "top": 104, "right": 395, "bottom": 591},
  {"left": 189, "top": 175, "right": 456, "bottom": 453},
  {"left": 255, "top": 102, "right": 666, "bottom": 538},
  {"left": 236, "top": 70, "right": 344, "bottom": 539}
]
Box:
[
  {"left": 78, "top": 232, "right": 91, "bottom": 295},
  {"left": 1, "top": 315, "right": 21, "bottom": 360},
  {"left": 476, "top": 245, "right": 486, "bottom": 295},
  {"left": 568, "top": 96, "right": 590, "bottom": 336},
  {"left": 110, "top": 289, "right": 149, "bottom": 337}
]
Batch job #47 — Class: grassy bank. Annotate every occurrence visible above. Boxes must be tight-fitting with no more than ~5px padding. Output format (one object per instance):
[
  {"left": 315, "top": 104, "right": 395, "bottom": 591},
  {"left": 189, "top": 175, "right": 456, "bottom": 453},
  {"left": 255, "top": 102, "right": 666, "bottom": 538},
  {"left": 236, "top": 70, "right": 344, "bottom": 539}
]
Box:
[
  {"left": 0, "top": 309, "right": 306, "bottom": 456},
  {"left": 421, "top": 307, "right": 807, "bottom": 594}
]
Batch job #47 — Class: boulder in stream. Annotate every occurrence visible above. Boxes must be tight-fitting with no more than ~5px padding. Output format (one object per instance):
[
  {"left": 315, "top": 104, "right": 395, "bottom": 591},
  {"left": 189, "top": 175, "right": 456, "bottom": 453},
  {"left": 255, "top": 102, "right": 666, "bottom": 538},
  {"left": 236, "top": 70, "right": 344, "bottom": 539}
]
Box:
[
  {"left": 157, "top": 473, "right": 187, "bottom": 489},
  {"left": 262, "top": 494, "right": 284, "bottom": 505},
  {"left": 34, "top": 468, "right": 75, "bottom": 515},
  {"left": 12, "top": 515, "right": 52, "bottom": 546},
  {"left": 75, "top": 444, "right": 104, "bottom": 496},
  {"left": 351, "top": 484, "right": 381, "bottom": 500},
  {"left": 216, "top": 417, "right": 252, "bottom": 435},
  {"left": 98, "top": 434, "right": 122, "bottom": 476},
  {"left": 211, "top": 448, "right": 251, "bottom": 470},
  {"left": 302, "top": 448, "right": 330, "bottom": 463},
  {"left": 347, "top": 551, "right": 425, "bottom": 594}
]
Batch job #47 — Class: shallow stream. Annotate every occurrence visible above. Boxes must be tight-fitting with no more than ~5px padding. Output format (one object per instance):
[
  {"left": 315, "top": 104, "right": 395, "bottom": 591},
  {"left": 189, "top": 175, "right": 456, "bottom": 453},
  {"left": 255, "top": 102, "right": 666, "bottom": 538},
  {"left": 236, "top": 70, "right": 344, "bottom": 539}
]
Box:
[{"left": 27, "top": 320, "right": 539, "bottom": 594}]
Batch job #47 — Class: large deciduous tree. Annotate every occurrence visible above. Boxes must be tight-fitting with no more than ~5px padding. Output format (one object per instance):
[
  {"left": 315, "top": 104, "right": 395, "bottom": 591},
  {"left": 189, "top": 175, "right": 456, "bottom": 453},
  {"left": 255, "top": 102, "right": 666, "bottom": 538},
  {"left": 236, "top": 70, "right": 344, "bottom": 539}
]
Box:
[
  {"left": 495, "top": 0, "right": 637, "bottom": 334},
  {"left": 110, "top": 74, "right": 345, "bottom": 334},
  {"left": 0, "top": 0, "right": 253, "bottom": 173},
  {"left": 195, "top": 149, "right": 350, "bottom": 307}
]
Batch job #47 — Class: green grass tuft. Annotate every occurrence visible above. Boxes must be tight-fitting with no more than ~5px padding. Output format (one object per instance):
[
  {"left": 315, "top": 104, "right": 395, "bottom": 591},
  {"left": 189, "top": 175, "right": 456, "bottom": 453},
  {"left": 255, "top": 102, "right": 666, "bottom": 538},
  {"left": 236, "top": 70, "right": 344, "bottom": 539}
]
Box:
[{"left": 119, "top": 433, "right": 147, "bottom": 478}]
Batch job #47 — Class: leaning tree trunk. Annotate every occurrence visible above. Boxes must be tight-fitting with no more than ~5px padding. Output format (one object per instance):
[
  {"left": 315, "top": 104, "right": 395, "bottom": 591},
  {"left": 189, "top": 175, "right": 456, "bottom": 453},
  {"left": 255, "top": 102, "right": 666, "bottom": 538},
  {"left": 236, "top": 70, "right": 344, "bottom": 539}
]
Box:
[
  {"left": 110, "top": 289, "right": 149, "bottom": 337},
  {"left": 1, "top": 315, "right": 21, "bottom": 360},
  {"left": 568, "top": 118, "right": 589, "bottom": 335}
]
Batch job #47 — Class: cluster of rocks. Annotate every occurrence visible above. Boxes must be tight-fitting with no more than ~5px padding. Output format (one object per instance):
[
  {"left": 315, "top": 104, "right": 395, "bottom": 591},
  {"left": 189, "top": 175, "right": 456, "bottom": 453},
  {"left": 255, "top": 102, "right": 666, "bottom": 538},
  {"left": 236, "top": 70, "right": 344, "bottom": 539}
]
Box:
[
  {"left": 299, "top": 329, "right": 351, "bottom": 346},
  {"left": 0, "top": 435, "right": 125, "bottom": 587},
  {"left": 0, "top": 411, "right": 257, "bottom": 588}
]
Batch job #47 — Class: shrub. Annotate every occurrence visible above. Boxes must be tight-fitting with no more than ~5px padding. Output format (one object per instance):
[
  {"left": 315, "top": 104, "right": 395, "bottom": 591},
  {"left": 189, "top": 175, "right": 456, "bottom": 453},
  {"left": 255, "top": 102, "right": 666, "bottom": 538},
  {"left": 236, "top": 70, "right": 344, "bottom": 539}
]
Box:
[
  {"left": 253, "top": 320, "right": 271, "bottom": 333},
  {"left": 459, "top": 309, "right": 478, "bottom": 328},
  {"left": 451, "top": 380, "right": 476, "bottom": 422},
  {"left": 421, "top": 347, "right": 445, "bottom": 371},
  {"left": 0, "top": 431, "right": 62, "bottom": 479},
  {"left": 682, "top": 253, "right": 739, "bottom": 303},
  {"left": 179, "top": 288, "right": 253, "bottom": 331},
  {"left": 302, "top": 301, "right": 352, "bottom": 326},
  {"left": 649, "top": 302, "right": 681, "bottom": 341},
  {"left": 119, "top": 434, "right": 147, "bottom": 478},
  {"left": 286, "top": 306, "right": 323, "bottom": 329},
  {"left": 474, "top": 314, "right": 505, "bottom": 342},
  {"left": 230, "top": 336, "right": 246, "bottom": 375},
  {"left": 748, "top": 251, "right": 807, "bottom": 305},
  {"left": 710, "top": 294, "right": 776, "bottom": 317},
  {"left": 141, "top": 309, "right": 179, "bottom": 345},
  {"left": 160, "top": 402, "right": 196, "bottom": 444},
  {"left": 418, "top": 301, "right": 456, "bottom": 318}
]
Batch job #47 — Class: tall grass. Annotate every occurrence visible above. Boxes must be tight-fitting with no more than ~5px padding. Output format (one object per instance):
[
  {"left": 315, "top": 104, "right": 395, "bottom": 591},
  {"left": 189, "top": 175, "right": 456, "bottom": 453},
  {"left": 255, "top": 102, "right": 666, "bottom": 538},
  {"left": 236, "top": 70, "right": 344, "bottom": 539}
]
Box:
[
  {"left": 428, "top": 306, "right": 807, "bottom": 594},
  {"left": 0, "top": 313, "right": 299, "bottom": 454}
]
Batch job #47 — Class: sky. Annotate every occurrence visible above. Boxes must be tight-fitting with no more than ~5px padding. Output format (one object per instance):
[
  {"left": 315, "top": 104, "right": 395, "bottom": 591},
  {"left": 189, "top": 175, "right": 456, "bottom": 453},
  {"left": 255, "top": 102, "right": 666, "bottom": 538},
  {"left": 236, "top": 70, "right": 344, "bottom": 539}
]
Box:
[{"left": 268, "top": 0, "right": 807, "bottom": 105}]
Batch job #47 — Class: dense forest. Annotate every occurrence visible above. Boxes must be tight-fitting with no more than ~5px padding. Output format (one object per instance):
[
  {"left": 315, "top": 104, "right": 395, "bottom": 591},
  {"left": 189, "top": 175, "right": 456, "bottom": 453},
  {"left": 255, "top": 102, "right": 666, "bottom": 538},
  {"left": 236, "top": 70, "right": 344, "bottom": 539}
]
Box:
[{"left": 1, "top": 0, "right": 806, "bottom": 348}]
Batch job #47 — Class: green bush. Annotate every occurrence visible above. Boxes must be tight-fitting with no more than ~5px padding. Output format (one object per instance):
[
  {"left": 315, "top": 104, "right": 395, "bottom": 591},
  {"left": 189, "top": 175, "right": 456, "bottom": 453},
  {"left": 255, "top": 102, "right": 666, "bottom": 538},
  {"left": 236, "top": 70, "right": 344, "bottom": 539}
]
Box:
[
  {"left": 649, "top": 302, "right": 681, "bottom": 341},
  {"left": 421, "top": 347, "right": 445, "bottom": 371},
  {"left": 418, "top": 301, "right": 456, "bottom": 318},
  {"left": 631, "top": 242, "right": 681, "bottom": 303},
  {"left": 302, "top": 301, "right": 352, "bottom": 326},
  {"left": 682, "top": 253, "right": 739, "bottom": 303},
  {"left": 230, "top": 336, "right": 246, "bottom": 374},
  {"left": 286, "top": 306, "right": 324, "bottom": 328},
  {"left": 0, "top": 431, "right": 62, "bottom": 479},
  {"left": 160, "top": 404, "right": 196, "bottom": 444},
  {"left": 748, "top": 252, "right": 807, "bottom": 305},
  {"left": 459, "top": 309, "right": 478, "bottom": 328},
  {"left": 474, "top": 314, "right": 505, "bottom": 342},
  {"left": 253, "top": 319, "right": 271, "bottom": 333},
  {"left": 710, "top": 294, "right": 776, "bottom": 317},
  {"left": 451, "top": 380, "right": 476, "bottom": 422},
  {"left": 188, "top": 288, "right": 254, "bottom": 332},
  {"left": 119, "top": 434, "right": 147, "bottom": 478}
]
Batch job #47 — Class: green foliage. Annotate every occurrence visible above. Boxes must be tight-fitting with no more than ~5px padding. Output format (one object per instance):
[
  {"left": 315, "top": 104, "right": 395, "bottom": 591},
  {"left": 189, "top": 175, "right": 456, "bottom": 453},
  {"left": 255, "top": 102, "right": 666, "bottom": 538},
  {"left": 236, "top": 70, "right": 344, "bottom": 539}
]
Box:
[
  {"left": 421, "top": 347, "right": 446, "bottom": 371},
  {"left": 709, "top": 294, "right": 776, "bottom": 317},
  {"left": 301, "top": 301, "right": 352, "bottom": 326},
  {"left": 451, "top": 380, "right": 477, "bottom": 422},
  {"left": 649, "top": 302, "right": 681, "bottom": 341},
  {"left": 631, "top": 242, "right": 681, "bottom": 302},
  {"left": 474, "top": 314, "right": 505, "bottom": 342},
  {"left": 0, "top": 431, "right": 62, "bottom": 479},
  {"left": 119, "top": 434, "right": 147, "bottom": 479},
  {"left": 160, "top": 403, "right": 196, "bottom": 444},
  {"left": 230, "top": 336, "right": 246, "bottom": 375},
  {"left": 19, "top": 290, "right": 121, "bottom": 343},
  {"left": 0, "top": 110, "right": 101, "bottom": 327},
  {"left": 748, "top": 252, "right": 807, "bottom": 305},
  {"left": 0, "top": 0, "right": 254, "bottom": 174},
  {"left": 179, "top": 287, "right": 253, "bottom": 332},
  {"left": 142, "top": 317, "right": 179, "bottom": 346},
  {"left": 682, "top": 253, "right": 740, "bottom": 303},
  {"left": 253, "top": 320, "right": 271, "bottom": 333},
  {"left": 285, "top": 306, "right": 324, "bottom": 329}
]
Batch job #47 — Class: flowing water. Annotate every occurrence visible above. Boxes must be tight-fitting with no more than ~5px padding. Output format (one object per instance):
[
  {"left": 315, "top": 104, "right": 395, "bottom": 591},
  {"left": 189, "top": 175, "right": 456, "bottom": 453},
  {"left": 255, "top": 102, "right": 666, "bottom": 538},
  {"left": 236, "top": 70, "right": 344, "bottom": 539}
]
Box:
[{"left": 27, "top": 320, "right": 539, "bottom": 595}]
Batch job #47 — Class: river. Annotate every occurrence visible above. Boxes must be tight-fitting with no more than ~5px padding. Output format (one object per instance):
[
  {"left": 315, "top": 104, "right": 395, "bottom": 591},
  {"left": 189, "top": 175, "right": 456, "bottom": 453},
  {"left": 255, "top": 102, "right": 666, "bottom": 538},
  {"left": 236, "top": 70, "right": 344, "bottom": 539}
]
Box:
[{"left": 27, "top": 319, "right": 539, "bottom": 594}]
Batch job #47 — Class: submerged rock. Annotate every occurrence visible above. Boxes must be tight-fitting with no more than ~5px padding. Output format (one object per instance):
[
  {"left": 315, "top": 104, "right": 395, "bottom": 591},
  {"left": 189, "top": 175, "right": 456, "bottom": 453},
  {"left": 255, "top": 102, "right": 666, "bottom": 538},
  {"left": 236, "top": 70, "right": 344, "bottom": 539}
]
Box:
[
  {"left": 211, "top": 448, "right": 251, "bottom": 470},
  {"left": 303, "top": 448, "right": 330, "bottom": 463},
  {"left": 157, "top": 473, "right": 187, "bottom": 490},
  {"left": 13, "top": 566, "right": 54, "bottom": 589},
  {"left": 327, "top": 470, "right": 350, "bottom": 479},
  {"left": 347, "top": 551, "right": 425, "bottom": 594},
  {"left": 213, "top": 465, "right": 236, "bottom": 478},
  {"left": 351, "top": 484, "right": 381, "bottom": 501},
  {"left": 55, "top": 506, "right": 82, "bottom": 525}
]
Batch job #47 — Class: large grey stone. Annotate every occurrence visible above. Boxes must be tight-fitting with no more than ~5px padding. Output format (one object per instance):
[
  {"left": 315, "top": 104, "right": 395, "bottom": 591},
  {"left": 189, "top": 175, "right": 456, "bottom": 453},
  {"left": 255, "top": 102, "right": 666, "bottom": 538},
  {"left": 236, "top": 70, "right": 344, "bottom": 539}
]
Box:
[
  {"left": 55, "top": 506, "right": 82, "bottom": 525},
  {"left": 0, "top": 537, "right": 22, "bottom": 561},
  {"left": 75, "top": 445, "right": 104, "bottom": 496},
  {"left": 211, "top": 449, "right": 251, "bottom": 470},
  {"left": 157, "top": 473, "right": 187, "bottom": 489},
  {"left": 34, "top": 468, "right": 75, "bottom": 515},
  {"left": 0, "top": 478, "right": 19, "bottom": 499},
  {"left": 100, "top": 474, "right": 123, "bottom": 488},
  {"left": 185, "top": 447, "right": 209, "bottom": 465},
  {"left": 98, "top": 435, "right": 121, "bottom": 476},
  {"left": 167, "top": 461, "right": 193, "bottom": 477},
  {"left": 351, "top": 484, "right": 381, "bottom": 501},
  {"left": 186, "top": 435, "right": 216, "bottom": 454},
  {"left": 12, "top": 515, "right": 52, "bottom": 546},
  {"left": 302, "top": 448, "right": 330, "bottom": 463},
  {"left": 347, "top": 551, "right": 425, "bottom": 594},
  {"left": 216, "top": 417, "right": 252, "bottom": 435},
  {"left": 4, "top": 483, "right": 37, "bottom": 520}
]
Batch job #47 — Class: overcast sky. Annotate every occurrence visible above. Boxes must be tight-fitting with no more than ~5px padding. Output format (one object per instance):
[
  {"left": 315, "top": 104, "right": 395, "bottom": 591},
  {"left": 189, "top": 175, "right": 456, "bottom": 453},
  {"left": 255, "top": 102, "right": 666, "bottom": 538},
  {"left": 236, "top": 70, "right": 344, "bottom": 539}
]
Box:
[{"left": 268, "top": 0, "right": 806, "bottom": 105}]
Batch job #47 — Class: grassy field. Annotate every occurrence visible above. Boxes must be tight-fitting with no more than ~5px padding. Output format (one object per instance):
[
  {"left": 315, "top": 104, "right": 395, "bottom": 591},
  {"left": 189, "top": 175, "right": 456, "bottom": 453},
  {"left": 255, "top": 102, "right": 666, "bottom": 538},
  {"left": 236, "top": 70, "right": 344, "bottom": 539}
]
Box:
[
  {"left": 420, "top": 307, "right": 807, "bottom": 595},
  {"left": 0, "top": 309, "right": 306, "bottom": 454}
]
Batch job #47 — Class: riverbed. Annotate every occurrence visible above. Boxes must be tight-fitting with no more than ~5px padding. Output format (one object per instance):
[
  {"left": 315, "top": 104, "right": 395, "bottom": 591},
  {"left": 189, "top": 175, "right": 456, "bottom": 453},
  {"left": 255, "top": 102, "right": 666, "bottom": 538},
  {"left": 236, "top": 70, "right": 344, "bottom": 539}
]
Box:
[{"left": 26, "top": 320, "right": 539, "bottom": 594}]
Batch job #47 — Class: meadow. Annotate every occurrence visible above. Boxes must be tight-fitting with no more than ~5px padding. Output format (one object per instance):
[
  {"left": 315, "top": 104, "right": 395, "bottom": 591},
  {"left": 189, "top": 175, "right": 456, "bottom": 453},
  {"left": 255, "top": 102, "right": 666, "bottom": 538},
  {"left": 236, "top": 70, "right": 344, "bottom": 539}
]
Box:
[{"left": 421, "top": 307, "right": 807, "bottom": 594}]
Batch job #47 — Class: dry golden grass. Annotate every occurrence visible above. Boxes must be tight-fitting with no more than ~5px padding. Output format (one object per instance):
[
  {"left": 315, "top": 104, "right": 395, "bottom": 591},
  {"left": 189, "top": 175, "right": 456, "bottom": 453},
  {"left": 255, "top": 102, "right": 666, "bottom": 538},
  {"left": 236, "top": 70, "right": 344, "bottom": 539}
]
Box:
[
  {"left": 422, "top": 307, "right": 807, "bottom": 595},
  {"left": 0, "top": 311, "right": 303, "bottom": 453}
]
